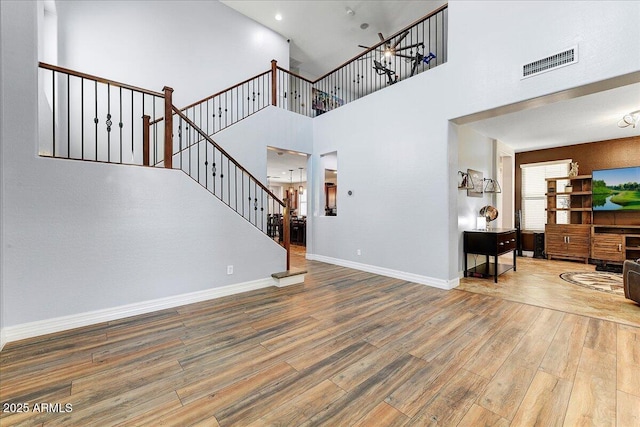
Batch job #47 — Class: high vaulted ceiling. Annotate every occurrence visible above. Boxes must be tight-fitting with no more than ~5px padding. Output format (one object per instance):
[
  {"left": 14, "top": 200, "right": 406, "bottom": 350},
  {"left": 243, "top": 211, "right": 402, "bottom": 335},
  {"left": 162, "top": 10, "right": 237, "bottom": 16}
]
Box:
[
  {"left": 222, "top": 1, "right": 640, "bottom": 154},
  {"left": 221, "top": 0, "right": 445, "bottom": 79}
]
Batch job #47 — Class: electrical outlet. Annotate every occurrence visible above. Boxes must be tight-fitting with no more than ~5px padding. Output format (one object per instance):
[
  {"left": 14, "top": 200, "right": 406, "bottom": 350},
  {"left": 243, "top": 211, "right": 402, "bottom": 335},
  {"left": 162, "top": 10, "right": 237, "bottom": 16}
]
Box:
[
  {"left": 357, "top": 249, "right": 361, "bottom": 256},
  {"left": 227, "top": 265, "right": 234, "bottom": 275}
]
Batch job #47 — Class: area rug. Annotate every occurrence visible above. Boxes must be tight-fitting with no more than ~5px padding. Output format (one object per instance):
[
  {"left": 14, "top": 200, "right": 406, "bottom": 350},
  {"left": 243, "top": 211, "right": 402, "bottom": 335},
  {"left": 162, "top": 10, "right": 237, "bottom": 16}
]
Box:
[{"left": 559, "top": 271, "right": 624, "bottom": 296}]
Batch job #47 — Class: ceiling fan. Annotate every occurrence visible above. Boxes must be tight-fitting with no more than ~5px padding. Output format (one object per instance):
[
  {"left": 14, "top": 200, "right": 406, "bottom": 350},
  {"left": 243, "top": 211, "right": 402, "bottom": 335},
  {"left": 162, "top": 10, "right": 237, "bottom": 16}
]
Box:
[{"left": 359, "top": 31, "right": 424, "bottom": 63}]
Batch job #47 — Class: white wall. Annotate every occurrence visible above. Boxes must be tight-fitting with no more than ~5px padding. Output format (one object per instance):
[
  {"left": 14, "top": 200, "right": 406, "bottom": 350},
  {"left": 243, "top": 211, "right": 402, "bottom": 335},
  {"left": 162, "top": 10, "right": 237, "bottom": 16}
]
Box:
[
  {"left": 55, "top": 0, "right": 289, "bottom": 107},
  {"left": 310, "top": 63, "right": 455, "bottom": 288},
  {"left": 0, "top": 0, "right": 5, "bottom": 349},
  {"left": 0, "top": 1, "right": 286, "bottom": 342}
]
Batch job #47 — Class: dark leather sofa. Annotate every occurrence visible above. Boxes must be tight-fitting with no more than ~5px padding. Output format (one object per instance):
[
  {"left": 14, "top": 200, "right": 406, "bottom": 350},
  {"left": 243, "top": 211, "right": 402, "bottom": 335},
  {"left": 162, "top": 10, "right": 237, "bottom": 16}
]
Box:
[{"left": 623, "top": 259, "right": 640, "bottom": 304}]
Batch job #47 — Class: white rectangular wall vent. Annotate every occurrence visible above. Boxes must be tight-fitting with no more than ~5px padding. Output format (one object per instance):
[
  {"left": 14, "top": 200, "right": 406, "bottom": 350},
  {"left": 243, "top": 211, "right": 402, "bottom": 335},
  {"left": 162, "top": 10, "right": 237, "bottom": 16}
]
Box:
[{"left": 522, "top": 46, "right": 578, "bottom": 79}]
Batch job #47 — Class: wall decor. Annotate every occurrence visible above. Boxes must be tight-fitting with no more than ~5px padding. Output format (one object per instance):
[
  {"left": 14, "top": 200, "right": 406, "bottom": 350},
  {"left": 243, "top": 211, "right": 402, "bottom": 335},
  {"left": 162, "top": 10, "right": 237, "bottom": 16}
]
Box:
[
  {"left": 312, "top": 88, "right": 344, "bottom": 115},
  {"left": 467, "top": 169, "right": 484, "bottom": 197}
]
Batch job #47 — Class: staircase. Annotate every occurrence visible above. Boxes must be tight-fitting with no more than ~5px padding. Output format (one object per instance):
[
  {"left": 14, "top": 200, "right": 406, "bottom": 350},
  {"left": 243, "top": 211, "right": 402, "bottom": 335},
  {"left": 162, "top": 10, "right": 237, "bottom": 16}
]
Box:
[
  {"left": 36, "top": 5, "right": 448, "bottom": 283},
  {"left": 38, "top": 62, "right": 298, "bottom": 277}
]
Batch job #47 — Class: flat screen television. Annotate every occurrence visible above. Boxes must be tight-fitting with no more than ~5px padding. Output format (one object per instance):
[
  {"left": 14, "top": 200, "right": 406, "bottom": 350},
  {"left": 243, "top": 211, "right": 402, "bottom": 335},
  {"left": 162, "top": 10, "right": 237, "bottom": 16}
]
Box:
[{"left": 592, "top": 166, "right": 640, "bottom": 211}]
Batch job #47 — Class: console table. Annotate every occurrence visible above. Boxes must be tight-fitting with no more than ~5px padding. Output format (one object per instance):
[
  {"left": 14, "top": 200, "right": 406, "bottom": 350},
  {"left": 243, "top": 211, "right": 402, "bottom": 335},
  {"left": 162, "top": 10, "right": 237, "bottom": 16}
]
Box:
[{"left": 464, "top": 228, "right": 517, "bottom": 283}]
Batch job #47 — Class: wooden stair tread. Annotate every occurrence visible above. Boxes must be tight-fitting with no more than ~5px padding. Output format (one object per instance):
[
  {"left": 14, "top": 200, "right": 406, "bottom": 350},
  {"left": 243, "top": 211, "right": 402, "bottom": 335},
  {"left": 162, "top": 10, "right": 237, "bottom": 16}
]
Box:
[{"left": 271, "top": 269, "right": 307, "bottom": 279}]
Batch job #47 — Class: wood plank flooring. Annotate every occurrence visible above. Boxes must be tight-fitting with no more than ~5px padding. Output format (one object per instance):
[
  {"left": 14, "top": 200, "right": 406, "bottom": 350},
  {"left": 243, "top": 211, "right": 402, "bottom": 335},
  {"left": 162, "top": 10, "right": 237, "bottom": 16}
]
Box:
[{"left": 1, "top": 251, "right": 639, "bottom": 426}]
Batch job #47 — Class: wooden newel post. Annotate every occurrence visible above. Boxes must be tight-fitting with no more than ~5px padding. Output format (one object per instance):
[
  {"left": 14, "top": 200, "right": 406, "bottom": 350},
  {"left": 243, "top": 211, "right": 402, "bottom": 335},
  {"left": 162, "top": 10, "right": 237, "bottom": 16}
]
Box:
[
  {"left": 283, "top": 200, "right": 291, "bottom": 271},
  {"left": 142, "top": 115, "right": 150, "bottom": 166},
  {"left": 163, "top": 86, "right": 174, "bottom": 169},
  {"left": 271, "top": 60, "right": 277, "bottom": 107}
]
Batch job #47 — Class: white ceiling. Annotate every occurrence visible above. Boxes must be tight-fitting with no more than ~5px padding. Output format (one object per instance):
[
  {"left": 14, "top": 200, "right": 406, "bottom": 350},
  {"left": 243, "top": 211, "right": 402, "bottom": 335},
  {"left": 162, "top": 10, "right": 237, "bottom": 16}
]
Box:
[
  {"left": 463, "top": 81, "right": 640, "bottom": 153},
  {"left": 222, "top": 0, "right": 640, "bottom": 162},
  {"left": 266, "top": 147, "right": 308, "bottom": 186},
  {"left": 221, "top": 0, "right": 446, "bottom": 79}
]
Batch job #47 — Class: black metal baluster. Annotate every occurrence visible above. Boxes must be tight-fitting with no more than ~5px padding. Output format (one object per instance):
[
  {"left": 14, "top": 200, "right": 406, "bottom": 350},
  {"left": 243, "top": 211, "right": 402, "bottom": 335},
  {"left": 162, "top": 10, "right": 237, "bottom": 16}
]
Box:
[
  {"left": 253, "top": 182, "right": 258, "bottom": 226},
  {"left": 142, "top": 94, "right": 145, "bottom": 163},
  {"left": 81, "top": 77, "right": 84, "bottom": 159},
  {"left": 224, "top": 93, "right": 228, "bottom": 129},
  {"left": 178, "top": 119, "right": 183, "bottom": 170},
  {"left": 152, "top": 96, "right": 156, "bottom": 164},
  {"left": 227, "top": 157, "right": 231, "bottom": 206},
  {"left": 52, "top": 70, "right": 56, "bottom": 156},
  {"left": 242, "top": 172, "right": 245, "bottom": 218},
  {"left": 235, "top": 165, "right": 238, "bottom": 211},
  {"left": 67, "top": 74, "right": 70, "bottom": 158},
  {"left": 131, "top": 90, "right": 134, "bottom": 162},
  {"left": 119, "top": 87, "right": 123, "bottom": 163},
  {"left": 212, "top": 146, "right": 216, "bottom": 195},
  {"left": 435, "top": 13, "right": 438, "bottom": 67},
  {"left": 247, "top": 176, "right": 251, "bottom": 222},
  {"left": 220, "top": 150, "right": 224, "bottom": 203},
  {"left": 106, "top": 83, "right": 112, "bottom": 163},
  {"left": 258, "top": 189, "right": 262, "bottom": 231},
  {"left": 204, "top": 139, "right": 209, "bottom": 191},
  {"left": 94, "top": 80, "right": 98, "bottom": 160}
]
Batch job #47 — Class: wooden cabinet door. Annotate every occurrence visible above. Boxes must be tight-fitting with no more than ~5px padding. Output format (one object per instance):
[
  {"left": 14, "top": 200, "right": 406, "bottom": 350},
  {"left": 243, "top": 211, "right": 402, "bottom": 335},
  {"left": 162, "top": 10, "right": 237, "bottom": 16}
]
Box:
[
  {"left": 545, "top": 225, "right": 566, "bottom": 255},
  {"left": 591, "top": 234, "right": 624, "bottom": 262},
  {"left": 566, "top": 225, "right": 591, "bottom": 258}
]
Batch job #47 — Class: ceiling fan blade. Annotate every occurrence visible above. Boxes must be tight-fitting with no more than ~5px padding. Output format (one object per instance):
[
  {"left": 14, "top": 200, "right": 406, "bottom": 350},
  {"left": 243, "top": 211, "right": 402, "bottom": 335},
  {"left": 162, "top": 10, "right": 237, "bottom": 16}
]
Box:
[
  {"left": 358, "top": 45, "right": 371, "bottom": 49},
  {"left": 378, "top": 33, "right": 385, "bottom": 42},
  {"left": 394, "top": 42, "right": 424, "bottom": 53},
  {"left": 392, "top": 31, "right": 410, "bottom": 48}
]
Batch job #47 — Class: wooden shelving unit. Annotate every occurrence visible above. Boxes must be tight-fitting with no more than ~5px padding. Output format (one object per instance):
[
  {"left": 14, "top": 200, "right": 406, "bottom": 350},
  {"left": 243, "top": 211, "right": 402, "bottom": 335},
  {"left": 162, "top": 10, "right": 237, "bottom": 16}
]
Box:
[{"left": 545, "top": 175, "right": 592, "bottom": 263}]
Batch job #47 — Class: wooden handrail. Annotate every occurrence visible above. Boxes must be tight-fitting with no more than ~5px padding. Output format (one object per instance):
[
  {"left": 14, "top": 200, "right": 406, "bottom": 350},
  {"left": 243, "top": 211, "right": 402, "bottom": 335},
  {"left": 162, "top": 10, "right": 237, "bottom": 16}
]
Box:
[
  {"left": 180, "top": 70, "right": 272, "bottom": 111},
  {"left": 38, "top": 62, "right": 165, "bottom": 98},
  {"left": 171, "top": 105, "right": 285, "bottom": 206},
  {"left": 149, "top": 69, "right": 272, "bottom": 126},
  {"left": 275, "top": 66, "right": 314, "bottom": 84},
  {"left": 310, "top": 4, "right": 448, "bottom": 83}
]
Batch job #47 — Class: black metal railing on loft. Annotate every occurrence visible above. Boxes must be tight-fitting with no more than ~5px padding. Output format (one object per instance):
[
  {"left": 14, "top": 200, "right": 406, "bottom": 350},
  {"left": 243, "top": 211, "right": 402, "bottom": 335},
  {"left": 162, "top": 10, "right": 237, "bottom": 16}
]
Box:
[
  {"left": 279, "top": 4, "right": 448, "bottom": 116},
  {"left": 169, "top": 4, "right": 448, "bottom": 129}
]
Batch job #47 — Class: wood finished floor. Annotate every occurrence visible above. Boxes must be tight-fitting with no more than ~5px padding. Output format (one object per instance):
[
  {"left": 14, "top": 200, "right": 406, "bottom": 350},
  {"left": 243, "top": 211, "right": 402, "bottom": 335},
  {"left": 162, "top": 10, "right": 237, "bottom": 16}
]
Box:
[{"left": 1, "top": 250, "right": 639, "bottom": 426}]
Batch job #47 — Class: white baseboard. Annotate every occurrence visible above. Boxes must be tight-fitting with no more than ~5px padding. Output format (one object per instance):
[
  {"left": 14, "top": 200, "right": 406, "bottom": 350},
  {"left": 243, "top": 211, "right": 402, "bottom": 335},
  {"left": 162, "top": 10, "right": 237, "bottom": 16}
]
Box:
[
  {"left": 1, "top": 277, "right": 275, "bottom": 347},
  {"left": 306, "top": 253, "right": 459, "bottom": 290}
]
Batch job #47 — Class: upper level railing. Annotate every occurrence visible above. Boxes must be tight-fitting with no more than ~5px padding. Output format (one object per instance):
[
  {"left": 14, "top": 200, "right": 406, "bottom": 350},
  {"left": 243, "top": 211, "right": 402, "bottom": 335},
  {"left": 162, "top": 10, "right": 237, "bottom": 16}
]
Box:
[
  {"left": 309, "top": 4, "right": 447, "bottom": 113},
  {"left": 168, "top": 4, "right": 447, "bottom": 132}
]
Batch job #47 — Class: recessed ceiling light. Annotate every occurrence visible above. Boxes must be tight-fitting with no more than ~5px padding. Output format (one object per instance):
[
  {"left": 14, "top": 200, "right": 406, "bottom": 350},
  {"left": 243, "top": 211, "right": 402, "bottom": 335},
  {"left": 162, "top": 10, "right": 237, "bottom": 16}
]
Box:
[
  {"left": 275, "top": 13, "right": 283, "bottom": 21},
  {"left": 360, "top": 23, "right": 369, "bottom": 30}
]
